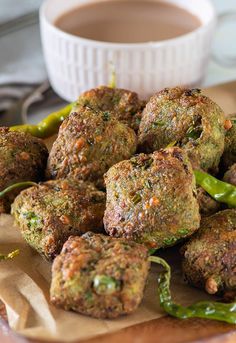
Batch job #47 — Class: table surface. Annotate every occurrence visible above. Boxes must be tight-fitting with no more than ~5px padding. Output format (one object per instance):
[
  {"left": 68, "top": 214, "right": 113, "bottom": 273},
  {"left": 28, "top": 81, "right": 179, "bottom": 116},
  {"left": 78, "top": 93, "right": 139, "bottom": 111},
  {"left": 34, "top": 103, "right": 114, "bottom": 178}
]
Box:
[{"left": 0, "top": 81, "right": 236, "bottom": 343}]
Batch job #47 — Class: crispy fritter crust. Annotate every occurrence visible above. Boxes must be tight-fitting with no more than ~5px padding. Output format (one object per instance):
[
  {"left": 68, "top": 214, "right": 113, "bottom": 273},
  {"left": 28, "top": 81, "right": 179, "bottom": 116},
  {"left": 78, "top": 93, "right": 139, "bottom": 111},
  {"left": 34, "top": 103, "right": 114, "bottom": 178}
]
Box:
[
  {"left": 75, "top": 85, "right": 145, "bottom": 131},
  {"left": 138, "top": 87, "right": 225, "bottom": 172},
  {"left": 46, "top": 107, "right": 137, "bottom": 188},
  {"left": 11, "top": 179, "right": 106, "bottom": 260},
  {"left": 0, "top": 127, "right": 48, "bottom": 213},
  {"left": 50, "top": 233, "right": 150, "bottom": 319},
  {"left": 104, "top": 147, "right": 200, "bottom": 249},
  {"left": 182, "top": 209, "right": 236, "bottom": 296}
]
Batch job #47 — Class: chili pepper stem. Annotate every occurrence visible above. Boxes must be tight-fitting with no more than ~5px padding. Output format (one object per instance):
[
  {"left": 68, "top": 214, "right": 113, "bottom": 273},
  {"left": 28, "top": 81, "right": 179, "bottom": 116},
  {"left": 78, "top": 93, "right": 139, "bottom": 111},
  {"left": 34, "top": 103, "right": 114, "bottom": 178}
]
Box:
[{"left": 0, "top": 181, "right": 37, "bottom": 199}]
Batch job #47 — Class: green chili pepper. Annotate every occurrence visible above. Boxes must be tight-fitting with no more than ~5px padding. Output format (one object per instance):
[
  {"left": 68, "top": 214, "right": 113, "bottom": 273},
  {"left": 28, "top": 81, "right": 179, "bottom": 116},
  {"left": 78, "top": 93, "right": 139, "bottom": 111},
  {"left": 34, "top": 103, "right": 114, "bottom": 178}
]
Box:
[
  {"left": 0, "top": 181, "right": 37, "bottom": 199},
  {"left": 108, "top": 63, "right": 117, "bottom": 89},
  {"left": 93, "top": 275, "right": 119, "bottom": 295},
  {"left": 194, "top": 170, "right": 236, "bottom": 207},
  {"left": 0, "top": 249, "right": 19, "bottom": 260},
  {"left": 149, "top": 255, "right": 236, "bottom": 324},
  {"left": 10, "top": 103, "right": 73, "bottom": 138}
]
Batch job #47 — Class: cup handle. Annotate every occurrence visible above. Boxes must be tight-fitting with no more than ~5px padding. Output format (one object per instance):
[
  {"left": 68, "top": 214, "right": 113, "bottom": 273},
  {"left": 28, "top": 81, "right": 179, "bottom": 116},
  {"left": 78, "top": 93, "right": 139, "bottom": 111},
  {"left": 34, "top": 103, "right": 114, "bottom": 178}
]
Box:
[{"left": 212, "top": 12, "right": 236, "bottom": 67}]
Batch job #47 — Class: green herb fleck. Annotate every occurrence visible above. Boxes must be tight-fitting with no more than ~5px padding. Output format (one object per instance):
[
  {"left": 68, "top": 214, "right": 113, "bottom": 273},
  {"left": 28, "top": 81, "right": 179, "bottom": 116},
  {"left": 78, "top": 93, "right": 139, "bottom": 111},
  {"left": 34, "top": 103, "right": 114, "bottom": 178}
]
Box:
[
  {"left": 102, "top": 111, "right": 110, "bottom": 121},
  {"left": 22, "top": 212, "right": 42, "bottom": 229},
  {"left": 145, "top": 180, "right": 152, "bottom": 189},
  {"left": 95, "top": 128, "right": 101, "bottom": 134},
  {"left": 130, "top": 156, "right": 139, "bottom": 167},
  {"left": 186, "top": 126, "right": 202, "bottom": 140},
  {"left": 143, "top": 158, "right": 153, "bottom": 170},
  {"left": 132, "top": 193, "right": 142, "bottom": 205},
  {"left": 85, "top": 290, "right": 93, "bottom": 302},
  {"left": 163, "top": 237, "right": 177, "bottom": 245},
  {"left": 87, "top": 138, "right": 94, "bottom": 146},
  {"left": 177, "top": 228, "right": 189, "bottom": 236},
  {"left": 152, "top": 120, "right": 165, "bottom": 128}
]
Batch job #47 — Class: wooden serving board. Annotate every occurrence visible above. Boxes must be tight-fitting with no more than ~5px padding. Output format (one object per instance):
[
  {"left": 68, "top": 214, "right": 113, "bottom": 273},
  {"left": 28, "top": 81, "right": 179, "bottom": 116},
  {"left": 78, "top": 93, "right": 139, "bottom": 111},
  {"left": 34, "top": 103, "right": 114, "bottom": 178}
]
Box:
[{"left": 0, "top": 81, "right": 236, "bottom": 343}]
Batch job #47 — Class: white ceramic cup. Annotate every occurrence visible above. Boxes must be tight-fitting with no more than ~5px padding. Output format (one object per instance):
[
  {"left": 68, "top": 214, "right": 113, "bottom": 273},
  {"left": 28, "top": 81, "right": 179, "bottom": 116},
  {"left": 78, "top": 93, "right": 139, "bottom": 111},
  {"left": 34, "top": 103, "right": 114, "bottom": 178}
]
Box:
[{"left": 40, "top": 0, "right": 216, "bottom": 101}]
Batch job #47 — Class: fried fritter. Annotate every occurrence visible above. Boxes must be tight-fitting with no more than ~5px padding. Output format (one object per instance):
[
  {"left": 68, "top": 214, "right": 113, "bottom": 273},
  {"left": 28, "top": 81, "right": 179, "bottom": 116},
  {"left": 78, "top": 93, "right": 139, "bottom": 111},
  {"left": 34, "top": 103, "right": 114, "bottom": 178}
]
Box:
[
  {"left": 182, "top": 209, "right": 236, "bottom": 296},
  {"left": 138, "top": 87, "right": 225, "bottom": 172},
  {"left": 75, "top": 85, "right": 145, "bottom": 131},
  {"left": 50, "top": 233, "right": 150, "bottom": 319},
  {"left": 11, "top": 179, "right": 106, "bottom": 260},
  {"left": 0, "top": 127, "right": 48, "bottom": 213},
  {"left": 46, "top": 107, "right": 137, "bottom": 188},
  {"left": 104, "top": 147, "right": 200, "bottom": 249}
]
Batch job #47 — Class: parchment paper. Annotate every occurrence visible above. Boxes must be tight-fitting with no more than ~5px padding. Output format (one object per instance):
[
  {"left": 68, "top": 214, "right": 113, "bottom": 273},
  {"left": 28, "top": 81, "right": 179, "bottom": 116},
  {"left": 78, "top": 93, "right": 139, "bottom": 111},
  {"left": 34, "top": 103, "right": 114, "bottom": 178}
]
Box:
[{"left": 0, "top": 214, "right": 215, "bottom": 342}]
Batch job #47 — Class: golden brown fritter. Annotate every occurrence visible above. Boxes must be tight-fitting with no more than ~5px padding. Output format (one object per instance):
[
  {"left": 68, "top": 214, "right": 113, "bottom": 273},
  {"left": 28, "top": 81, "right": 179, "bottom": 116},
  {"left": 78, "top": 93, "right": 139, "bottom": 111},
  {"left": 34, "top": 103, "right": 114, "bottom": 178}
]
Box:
[
  {"left": 0, "top": 127, "right": 48, "bottom": 213},
  {"left": 12, "top": 179, "right": 106, "bottom": 260},
  {"left": 50, "top": 232, "right": 150, "bottom": 319},
  {"left": 46, "top": 107, "right": 137, "bottom": 188},
  {"left": 138, "top": 87, "right": 225, "bottom": 172},
  {"left": 104, "top": 147, "right": 200, "bottom": 249},
  {"left": 182, "top": 209, "right": 236, "bottom": 296},
  {"left": 75, "top": 85, "right": 145, "bottom": 131}
]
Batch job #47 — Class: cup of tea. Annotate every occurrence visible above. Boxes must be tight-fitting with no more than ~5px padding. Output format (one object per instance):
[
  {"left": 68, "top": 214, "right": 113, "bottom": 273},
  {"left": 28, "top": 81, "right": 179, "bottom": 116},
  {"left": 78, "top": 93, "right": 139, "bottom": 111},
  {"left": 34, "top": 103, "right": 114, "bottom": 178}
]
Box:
[{"left": 40, "top": 0, "right": 216, "bottom": 100}]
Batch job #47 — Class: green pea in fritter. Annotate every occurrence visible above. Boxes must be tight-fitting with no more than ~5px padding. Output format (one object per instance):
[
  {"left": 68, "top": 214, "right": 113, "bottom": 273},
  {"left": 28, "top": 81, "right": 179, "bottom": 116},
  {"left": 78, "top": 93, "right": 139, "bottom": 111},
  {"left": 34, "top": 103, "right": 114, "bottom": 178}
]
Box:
[
  {"left": 182, "top": 209, "right": 236, "bottom": 296},
  {"left": 50, "top": 232, "right": 150, "bottom": 319},
  {"left": 75, "top": 85, "right": 145, "bottom": 131},
  {"left": 104, "top": 147, "right": 200, "bottom": 249},
  {"left": 0, "top": 127, "right": 48, "bottom": 213},
  {"left": 138, "top": 87, "right": 225, "bottom": 172},
  {"left": 11, "top": 179, "right": 106, "bottom": 260},
  {"left": 46, "top": 107, "right": 137, "bottom": 188}
]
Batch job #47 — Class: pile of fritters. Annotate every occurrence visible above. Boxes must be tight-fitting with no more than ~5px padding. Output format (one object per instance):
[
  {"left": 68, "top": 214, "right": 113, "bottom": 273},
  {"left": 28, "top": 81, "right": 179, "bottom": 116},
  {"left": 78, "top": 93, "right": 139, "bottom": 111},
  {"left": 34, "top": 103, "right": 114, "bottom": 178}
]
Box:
[{"left": 1, "top": 85, "right": 236, "bottom": 319}]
